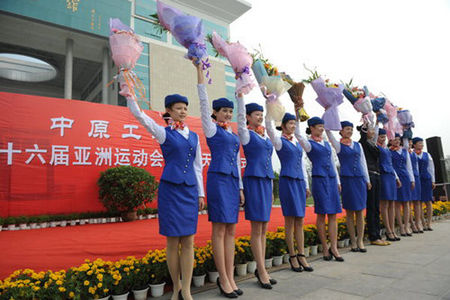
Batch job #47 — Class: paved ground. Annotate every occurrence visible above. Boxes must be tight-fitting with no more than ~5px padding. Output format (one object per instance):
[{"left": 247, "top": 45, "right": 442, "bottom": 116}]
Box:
[{"left": 188, "top": 219, "right": 450, "bottom": 300}]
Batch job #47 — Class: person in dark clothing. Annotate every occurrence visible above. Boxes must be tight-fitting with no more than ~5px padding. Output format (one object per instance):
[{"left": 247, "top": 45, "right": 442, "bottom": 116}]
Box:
[{"left": 358, "top": 124, "right": 390, "bottom": 246}]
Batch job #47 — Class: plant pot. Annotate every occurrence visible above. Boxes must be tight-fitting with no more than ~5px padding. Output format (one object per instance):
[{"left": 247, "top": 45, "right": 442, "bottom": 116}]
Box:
[
  {"left": 19, "top": 223, "right": 28, "bottom": 230},
  {"left": 273, "top": 255, "right": 283, "bottom": 266},
  {"left": 304, "top": 247, "right": 310, "bottom": 258},
  {"left": 7, "top": 224, "right": 16, "bottom": 231},
  {"left": 318, "top": 244, "right": 323, "bottom": 252},
  {"left": 235, "top": 263, "right": 247, "bottom": 276},
  {"left": 60, "top": 221, "right": 67, "bottom": 227},
  {"left": 149, "top": 282, "right": 165, "bottom": 297},
  {"left": 112, "top": 292, "right": 129, "bottom": 300},
  {"left": 344, "top": 238, "right": 350, "bottom": 247},
  {"left": 89, "top": 218, "right": 96, "bottom": 224},
  {"left": 97, "top": 296, "right": 110, "bottom": 300},
  {"left": 138, "top": 215, "right": 145, "bottom": 220},
  {"left": 132, "top": 287, "right": 149, "bottom": 300},
  {"left": 121, "top": 211, "right": 138, "bottom": 222},
  {"left": 79, "top": 219, "right": 87, "bottom": 225},
  {"left": 337, "top": 240, "right": 346, "bottom": 248},
  {"left": 283, "top": 253, "right": 290, "bottom": 263},
  {"left": 247, "top": 261, "right": 257, "bottom": 273},
  {"left": 264, "top": 258, "right": 273, "bottom": 269},
  {"left": 310, "top": 245, "right": 318, "bottom": 256},
  {"left": 192, "top": 274, "right": 206, "bottom": 287},
  {"left": 50, "top": 221, "right": 59, "bottom": 227},
  {"left": 208, "top": 271, "right": 219, "bottom": 283},
  {"left": 30, "top": 223, "right": 38, "bottom": 229},
  {"left": 101, "top": 218, "right": 107, "bottom": 223},
  {"left": 69, "top": 220, "right": 77, "bottom": 226},
  {"left": 40, "top": 222, "right": 48, "bottom": 229}
]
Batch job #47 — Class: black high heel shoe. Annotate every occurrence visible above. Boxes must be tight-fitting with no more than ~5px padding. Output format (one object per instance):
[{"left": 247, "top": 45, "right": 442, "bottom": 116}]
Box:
[
  {"left": 288, "top": 255, "right": 303, "bottom": 272},
  {"left": 329, "top": 248, "right": 344, "bottom": 262},
  {"left": 216, "top": 277, "right": 238, "bottom": 298},
  {"left": 254, "top": 269, "right": 272, "bottom": 289},
  {"left": 386, "top": 232, "right": 397, "bottom": 242},
  {"left": 234, "top": 289, "right": 243, "bottom": 296},
  {"left": 297, "top": 254, "right": 314, "bottom": 272},
  {"left": 178, "top": 290, "right": 183, "bottom": 300}
]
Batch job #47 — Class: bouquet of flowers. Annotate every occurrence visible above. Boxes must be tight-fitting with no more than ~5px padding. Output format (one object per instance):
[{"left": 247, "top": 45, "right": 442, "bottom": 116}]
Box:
[
  {"left": 304, "top": 68, "right": 344, "bottom": 130},
  {"left": 153, "top": 0, "right": 211, "bottom": 83},
  {"left": 343, "top": 81, "right": 374, "bottom": 126},
  {"left": 251, "top": 50, "right": 291, "bottom": 122},
  {"left": 370, "top": 96, "right": 389, "bottom": 124},
  {"left": 109, "top": 18, "right": 147, "bottom": 109},
  {"left": 397, "top": 109, "right": 414, "bottom": 139},
  {"left": 207, "top": 32, "right": 256, "bottom": 95},
  {"left": 282, "top": 72, "right": 310, "bottom": 122},
  {"left": 383, "top": 99, "right": 403, "bottom": 140}
]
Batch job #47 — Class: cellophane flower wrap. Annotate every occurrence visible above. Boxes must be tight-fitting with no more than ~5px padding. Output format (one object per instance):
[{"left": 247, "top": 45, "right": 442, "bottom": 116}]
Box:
[
  {"left": 210, "top": 32, "right": 256, "bottom": 94},
  {"left": 343, "top": 85, "right": 373, "bottom": 126},
  {"left": 384, "top": 99, "right": 403, "bottom": 140},
  {"left": 156, "top": 0, "right": 211, "bottom": 83},
  {"left": 286, "top": 80, "right": 310, "bottom": 122},
  {"left": 397, "top": 109, "right": 414, "bottom": 139},
  {"left": 371, "top": 96, "right": 388, "bottom": 124},
  {"left": 251, "top": 59, "right": 290, "bottom": 122},
  {"left": 109, "top": 18, "right": 146, "bottom": 108},
  {"left": 310, "top": 77, "right": 344, "bottom": 130}
]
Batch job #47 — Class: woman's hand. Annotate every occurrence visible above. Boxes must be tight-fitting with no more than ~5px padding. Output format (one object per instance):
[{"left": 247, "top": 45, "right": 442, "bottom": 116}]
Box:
[
  {"left": 306, "top": 188, "right": 311, "bottom": 198},
  {"left": 367, "top": 182, "right": 372, "bottom": 190},
  {"left": 396, "top": 179, "right": 402, "bottom": 188},
  {"left": 198, "top": 197, "right": 205, "bottom": 211},
  {"left": 192, "top": 59, "right": 204, "bottom": 84},
  {"left": 239, "top": 190, "right": 245, "bottom": 207},
  {"left": 338, "top": 184, "right": 342, "bottom": 193},
  {"left": 432, "top": 182, "right": 436, "bottom": 190},
  {"left": 411, "top": 182, "right": 415, "bottom": 190}
]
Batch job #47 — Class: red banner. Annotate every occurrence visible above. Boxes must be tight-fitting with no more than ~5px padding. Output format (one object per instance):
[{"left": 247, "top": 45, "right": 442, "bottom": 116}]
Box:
[{"left": 0, "top": 92, "right": 245, "bottom": 217}]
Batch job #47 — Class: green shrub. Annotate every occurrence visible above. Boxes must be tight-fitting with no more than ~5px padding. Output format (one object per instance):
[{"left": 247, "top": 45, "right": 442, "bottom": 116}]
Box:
[{"left": 98, "top": 166, "right": 158, "bottom": 213}]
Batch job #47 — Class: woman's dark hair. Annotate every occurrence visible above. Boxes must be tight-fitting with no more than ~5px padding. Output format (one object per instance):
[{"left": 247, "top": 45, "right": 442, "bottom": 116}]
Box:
[
  {"left": 276, "top": 126, "right": 282, "bottom": 131},
  {"left": 306, "top": 127, "right": 311, "bottom": 135},
  {"left": 162, "top": 103, "right": 175, "bottom": 125}
]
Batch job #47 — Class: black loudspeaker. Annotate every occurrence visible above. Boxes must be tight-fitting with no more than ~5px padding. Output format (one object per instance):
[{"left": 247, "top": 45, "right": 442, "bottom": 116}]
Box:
[{"left": 426, "top": 136, "right": 449, "bottom": 201}]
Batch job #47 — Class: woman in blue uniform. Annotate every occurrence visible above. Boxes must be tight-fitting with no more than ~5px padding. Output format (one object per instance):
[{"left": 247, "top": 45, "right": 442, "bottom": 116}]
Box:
[
  {"left": 127, "top": 85, "right": 204, "bottom": 300},
  {"left": 408, "top": 139, "right": 423, "bottom": 233},
  {"left": 413, "top": 137, "right": 436, "bottom": 231},
  {"left": 295, "top": 117, "right": 343, "bottom": 262},
  {"left": 390, "top": 134, "right": 415, "bottom": 237},
  {"left": 195, "top": 63, "right": 243, "bottom": 298},
  {"left": 326, "top": 121, "right": 371, "bottom": 253},
  {"left": 237, "top": 96, "right": 276, "bottom": 289},
  {"left": 377, "top": 128, "right": 402, "bottom": 241},
  {"left": 266, "top": 112, "right": 313, "bottom": 272}
]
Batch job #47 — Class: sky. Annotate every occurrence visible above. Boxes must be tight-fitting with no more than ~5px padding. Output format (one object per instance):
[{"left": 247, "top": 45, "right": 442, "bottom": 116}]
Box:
[{"left": 230, "top": 0, "right": 450, "bottom": 158}]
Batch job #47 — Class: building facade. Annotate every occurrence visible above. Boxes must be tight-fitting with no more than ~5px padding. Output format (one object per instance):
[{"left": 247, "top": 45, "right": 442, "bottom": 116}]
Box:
[{"left": 0, "top": 0, "right": 251, "bottom": 120}]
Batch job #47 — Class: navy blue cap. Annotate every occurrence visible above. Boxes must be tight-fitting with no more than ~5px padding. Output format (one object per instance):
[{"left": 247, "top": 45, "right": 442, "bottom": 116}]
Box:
[
  {"left": 282, "top": 113, "right": 296, "bottom": 124},
  {"left": 307, "top": 116, "right": 324, "bottom": 127},
  {"left": 245, "top": 103, "right": 264, "bottom": 114},
  {"left": 212, "top": 98, "right": 234, "bottom": 110},
  {"left": 395, "top": 133, "right": 401, "bottom": 138},
  {"left": 340, "top": 121, "right": 353, "bottom": 128},
  {"left": 412, "top": 137, "right": 423, "bottom": 144},
  {"left": 165, "top": 94, "right": 188, "bottom": 108},
  {"left": 378, "top": 128, "right": 387, "bottom": 135}
]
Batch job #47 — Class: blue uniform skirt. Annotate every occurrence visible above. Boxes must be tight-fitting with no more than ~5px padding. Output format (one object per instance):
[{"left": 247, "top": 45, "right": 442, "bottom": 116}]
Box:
[
  {"left": 279, "top": 176, "right": 306, "bottom": 217},
  {"left": 396, "top": 175, "right": 411, "bottom": 202},
  {"left": 380, "top": 172, "right": 397, "bottom": 201},
  {"left": 243, "top": 176, "right": 272, "bottom": 222},
  {"left": 206, "top": 172, "right": 240, "bottom": 223},
  {"left": 411, "top": 175, "right": 421, "bottom": 201},
  {"left": 158, "top": 180, "right": 199, "bottom": 237},
  {"left": 421, "top": 178, "right": 433, "bottom": 202},
  {"left": 311, "top": 175, "right": 342, "bottom": 215},
  {"left": 340, "top": 176, "right": 367, "bottom": 211}
]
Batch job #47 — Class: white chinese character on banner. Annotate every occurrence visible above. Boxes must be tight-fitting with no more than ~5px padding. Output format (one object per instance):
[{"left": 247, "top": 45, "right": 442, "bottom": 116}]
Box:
[
  {"left": 114, "top": 148, "right": 131, "bottom": 166},
  {"left": 133, "top": 149, "right": 148, "bottom": 167},
  {"left": 0, "top": 142, "right": 22, "bottom": 165},
  {"left": 149, "top": 149, "right": 163, "bottom": 167},
  {"left": 202, "top": 153, "right": 211, "bottom": 167},
  {"left": 50, "top": 145, "right": 69, "bottom": 166},
  {"left": 95, "top": 147, "right": 112, "bottom": 166},
  {"left": 240, "top": 157, "right": 247, "bottom": 169},
  {"left": 73, "top": 146, "right": 92, "bottom": 165},
  {"left": 122, "top": 124, "right": 142, "bottom": 140},
  {"left": 25, "top": 144, "right": 47, "bottom": 164},
  {"left": 88, "top": 120, "right": 110, "bottom": 139},
  {"left": 50, "top": 116, "right": 74, "bottom": 137}
]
